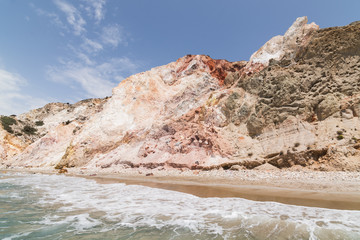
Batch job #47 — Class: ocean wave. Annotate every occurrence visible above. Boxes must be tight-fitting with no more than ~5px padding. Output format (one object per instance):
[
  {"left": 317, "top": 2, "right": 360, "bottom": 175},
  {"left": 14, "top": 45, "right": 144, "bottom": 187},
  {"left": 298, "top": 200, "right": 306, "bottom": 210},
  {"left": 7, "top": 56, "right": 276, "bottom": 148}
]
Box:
[{"left": 1, "top": 172, "right": 360, "bottom": 239}]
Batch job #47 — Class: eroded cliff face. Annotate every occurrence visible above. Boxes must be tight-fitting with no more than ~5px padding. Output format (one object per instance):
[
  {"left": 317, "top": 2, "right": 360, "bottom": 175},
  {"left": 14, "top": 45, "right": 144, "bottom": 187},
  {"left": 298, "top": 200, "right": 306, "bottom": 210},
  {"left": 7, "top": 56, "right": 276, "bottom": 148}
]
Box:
[
  {"left": 0, "top": 98, "right": 108, "bottom": 167},
  {"left": 1, "top": 17, "right": 360, "bottom": 171}
]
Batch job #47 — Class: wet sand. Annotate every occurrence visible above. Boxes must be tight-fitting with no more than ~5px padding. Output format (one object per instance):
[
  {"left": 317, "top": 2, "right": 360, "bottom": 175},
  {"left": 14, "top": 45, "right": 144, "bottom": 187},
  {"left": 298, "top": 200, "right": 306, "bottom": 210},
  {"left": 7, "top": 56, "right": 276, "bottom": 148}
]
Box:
[
  {"left": 81, "top": 173, "right": 360, "bottom": 210},
  {"left": 2, "top": 167, "right": 360, "bottom": 210}
]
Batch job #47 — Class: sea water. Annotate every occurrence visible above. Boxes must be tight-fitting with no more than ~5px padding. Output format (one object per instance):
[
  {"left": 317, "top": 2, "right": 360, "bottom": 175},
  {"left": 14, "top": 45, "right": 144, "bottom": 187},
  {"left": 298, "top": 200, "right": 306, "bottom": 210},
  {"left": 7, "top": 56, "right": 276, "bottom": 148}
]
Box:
[{"left": 0, "top": 172, "right": 359, "bottom": 240}]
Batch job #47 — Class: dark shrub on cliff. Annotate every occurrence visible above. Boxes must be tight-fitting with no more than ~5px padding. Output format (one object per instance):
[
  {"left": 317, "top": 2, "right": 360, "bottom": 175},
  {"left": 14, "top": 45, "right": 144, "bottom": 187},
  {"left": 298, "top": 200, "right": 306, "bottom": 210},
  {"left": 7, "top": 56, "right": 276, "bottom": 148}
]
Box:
[
  {"left": 22, "top": 125, "right": 37, "bottom": 135},
  {"left": 1, "top": 116, "right": 17, "bottom": 133}
]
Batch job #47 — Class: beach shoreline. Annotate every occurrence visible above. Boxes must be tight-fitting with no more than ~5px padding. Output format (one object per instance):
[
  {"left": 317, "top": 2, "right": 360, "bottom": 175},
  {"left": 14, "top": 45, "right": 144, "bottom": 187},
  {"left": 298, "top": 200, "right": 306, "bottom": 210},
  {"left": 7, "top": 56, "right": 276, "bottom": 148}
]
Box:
[{"left": 2, "top": 167, "right": 360, "bottom": 210}]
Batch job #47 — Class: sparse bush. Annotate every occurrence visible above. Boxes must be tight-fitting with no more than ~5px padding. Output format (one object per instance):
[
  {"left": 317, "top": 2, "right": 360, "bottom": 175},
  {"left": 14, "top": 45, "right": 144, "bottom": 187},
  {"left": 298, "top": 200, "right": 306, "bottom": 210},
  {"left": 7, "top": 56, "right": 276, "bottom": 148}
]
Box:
[
  {"left": 22, "top": 125, "right": 37, "bottom": 135},
  {"left": 35, "top": 120, "right": 44, "bottom": 126},
  {"left": 337, "top": 135, "right": 344, "bottom": 140},
  {"left": 294, "top": 142, "right": 300, "bottom": 147},
  {"left": 351, "top": 137, "right": 359, "bottom": 143},
  {"left": 2, "top": 124, "right": 13, "bottom": 133},
  {"left": 1, "top": 116, "right": 17, "bottom": 126},
  {"left": 1, "top": 116, "right": 17, "bottom": 133},
  {"left": 336, "top": 130, "right": 344, "bottom": 140}
]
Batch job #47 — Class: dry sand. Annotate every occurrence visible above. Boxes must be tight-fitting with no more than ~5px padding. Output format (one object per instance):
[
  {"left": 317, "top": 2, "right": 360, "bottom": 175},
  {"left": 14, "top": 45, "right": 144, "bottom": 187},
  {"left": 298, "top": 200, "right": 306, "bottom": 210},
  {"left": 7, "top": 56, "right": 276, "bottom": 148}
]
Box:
[{"left": 2, "top": 166, "right": 360, "bottom": 210}]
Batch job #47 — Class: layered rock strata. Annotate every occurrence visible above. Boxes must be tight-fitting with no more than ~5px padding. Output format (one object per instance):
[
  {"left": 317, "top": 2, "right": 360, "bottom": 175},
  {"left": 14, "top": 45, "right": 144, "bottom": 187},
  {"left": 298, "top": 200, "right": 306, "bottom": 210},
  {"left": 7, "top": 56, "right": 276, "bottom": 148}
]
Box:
[{"left": 1, "top": 17, "right": 360, "bottom": 171}]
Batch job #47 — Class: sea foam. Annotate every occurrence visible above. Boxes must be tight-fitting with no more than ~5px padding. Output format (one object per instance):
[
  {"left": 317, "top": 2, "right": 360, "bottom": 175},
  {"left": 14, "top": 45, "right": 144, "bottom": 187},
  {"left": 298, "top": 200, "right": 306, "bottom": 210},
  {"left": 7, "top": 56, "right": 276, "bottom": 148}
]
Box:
[{"left": 1, "top": 172, "right": 359, "bottom": 239}]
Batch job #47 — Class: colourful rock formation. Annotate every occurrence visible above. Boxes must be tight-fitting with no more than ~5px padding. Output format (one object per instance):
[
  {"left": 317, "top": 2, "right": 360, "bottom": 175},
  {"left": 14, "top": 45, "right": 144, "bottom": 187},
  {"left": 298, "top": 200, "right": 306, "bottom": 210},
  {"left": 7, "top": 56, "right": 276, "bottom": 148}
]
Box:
[{"left": 1, "top": 17, "right": 360, "bottom": 172}]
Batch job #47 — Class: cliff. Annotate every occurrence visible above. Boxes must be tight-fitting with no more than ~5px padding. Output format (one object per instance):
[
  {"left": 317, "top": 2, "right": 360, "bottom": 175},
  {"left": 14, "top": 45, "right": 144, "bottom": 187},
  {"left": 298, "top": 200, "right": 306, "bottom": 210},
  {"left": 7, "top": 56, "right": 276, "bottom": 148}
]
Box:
[{"left": 1, "top": 17, "right": 360, "bottom": 172}]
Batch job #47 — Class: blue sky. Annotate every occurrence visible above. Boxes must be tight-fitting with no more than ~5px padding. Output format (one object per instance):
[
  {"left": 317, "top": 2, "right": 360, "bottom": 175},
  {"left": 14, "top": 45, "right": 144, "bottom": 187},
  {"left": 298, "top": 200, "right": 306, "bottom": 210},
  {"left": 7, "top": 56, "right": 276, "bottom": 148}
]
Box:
[{"left": 0, "top": 0, "right": 359, "bottom": 115}]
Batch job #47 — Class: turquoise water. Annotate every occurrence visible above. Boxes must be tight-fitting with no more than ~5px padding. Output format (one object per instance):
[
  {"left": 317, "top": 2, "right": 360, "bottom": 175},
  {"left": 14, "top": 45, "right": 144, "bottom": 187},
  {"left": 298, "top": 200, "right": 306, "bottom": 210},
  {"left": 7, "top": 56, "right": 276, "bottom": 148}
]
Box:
[{"left": 1, "top": 173, "right": 359, "bottom": 240}]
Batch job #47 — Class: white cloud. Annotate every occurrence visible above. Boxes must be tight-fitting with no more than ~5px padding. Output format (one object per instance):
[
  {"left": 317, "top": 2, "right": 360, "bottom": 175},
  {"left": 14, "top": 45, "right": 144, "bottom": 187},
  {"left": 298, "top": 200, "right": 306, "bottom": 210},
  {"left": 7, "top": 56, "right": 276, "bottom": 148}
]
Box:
[
  {"left": 101, "top": 24, "right": 127, "bottom": 47},
  {"left": 82, "top": 0, "right": 106, "bottom": 23},
  {"left": 76, "top": 52, "right": 95, "bottom": 65},
  {"left": 0, "top": 69, "right": 26, "bottom": 92},
  {"left": 53, "top": 0, "right": 86, "bottom": 35},
  {"left": 81, "top": 38, "right": 103, "bottom": 53},
  {"left": 0, "top": 93, "right": 49, "bottom": 116},
  {"left": 66, "top": 43, "right": 97, "bottom": 65},
  {"left": 49, "top": 65, "right": 114, "bottom": 97},
  {"left": 29, "top": 0, "right": 136, "bottom": 107},
  {"left": 31, "top": 3, "right": 67, "bottom": 30},
  {"left": 47, "top": 57, "right": 138, "bottom": 98},
  {"left": 0, "top": 69, "right": 48, "bottom": 115}
]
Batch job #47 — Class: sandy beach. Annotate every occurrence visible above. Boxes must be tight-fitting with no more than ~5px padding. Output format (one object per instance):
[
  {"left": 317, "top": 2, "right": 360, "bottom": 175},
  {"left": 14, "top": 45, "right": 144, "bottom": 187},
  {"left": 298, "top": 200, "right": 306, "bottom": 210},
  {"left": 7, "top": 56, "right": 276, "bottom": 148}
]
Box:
[{"left": 2, "top": 167, "right": 360, "bottom": 210}]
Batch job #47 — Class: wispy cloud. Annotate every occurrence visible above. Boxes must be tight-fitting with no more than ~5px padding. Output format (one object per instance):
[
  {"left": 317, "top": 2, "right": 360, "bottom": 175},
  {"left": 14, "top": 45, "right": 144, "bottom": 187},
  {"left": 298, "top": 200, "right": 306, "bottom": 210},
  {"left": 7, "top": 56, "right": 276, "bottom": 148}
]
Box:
[
  {"left": 30, "top": 3, "right": 67, "bottom": 30},
  {"left": 0, "top": 69, "right": 26, "bottom": 92},
  {"left": 31, "top": 0, "right": 136, "bottom": 103},
  {"left": 53, "top": 0, "right": 86, "bottom": 36},
  {"left": 0, "top": 69, "right": 48, "bottom": 115},
  {"left": 33, "top": 1, "right": 128, "bottom": 50},
  {"left": 47, "top": 57, "right": 138, "bottom": 98},
  {"left": 75, "top": 51, "right": 95, "bottom": 65},
  {"left": 81, "top": 38, "right": 103, "bottom": 54},
  {"left": 81, "top": 0, "right": 106, "bottom": 23},
  {"left": 101, "top": 24, "right": 127, "bottom": 47}
]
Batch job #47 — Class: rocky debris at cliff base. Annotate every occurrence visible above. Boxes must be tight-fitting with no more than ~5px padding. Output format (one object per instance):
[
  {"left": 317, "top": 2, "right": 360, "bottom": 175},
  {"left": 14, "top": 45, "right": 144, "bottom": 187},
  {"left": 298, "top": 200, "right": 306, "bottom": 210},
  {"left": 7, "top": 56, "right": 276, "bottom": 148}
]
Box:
[
  {"left": 58, "top": 168, "right": 68, "bottom": 174},
  {"left": 4, "top": 167, "right": 360, "bottom": 195},
  {"left": 254, "top": 163, "right": 279, "bottom": 171}
]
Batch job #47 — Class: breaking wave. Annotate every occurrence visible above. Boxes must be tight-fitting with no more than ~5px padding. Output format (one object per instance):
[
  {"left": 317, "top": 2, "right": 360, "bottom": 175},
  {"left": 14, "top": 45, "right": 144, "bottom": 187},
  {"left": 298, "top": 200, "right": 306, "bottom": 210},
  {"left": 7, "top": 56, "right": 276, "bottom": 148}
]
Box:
[{"left": 1, "top": 172, "right": 359, "bottom": 239}]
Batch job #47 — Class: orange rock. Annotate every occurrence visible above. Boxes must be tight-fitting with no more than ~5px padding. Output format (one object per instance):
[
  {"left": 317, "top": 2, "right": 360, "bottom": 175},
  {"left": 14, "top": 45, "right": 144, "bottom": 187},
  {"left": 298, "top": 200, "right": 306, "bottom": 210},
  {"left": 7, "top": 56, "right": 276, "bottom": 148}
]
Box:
[{"left": 58, "top": 168, "right": 68, "bottom": 174}]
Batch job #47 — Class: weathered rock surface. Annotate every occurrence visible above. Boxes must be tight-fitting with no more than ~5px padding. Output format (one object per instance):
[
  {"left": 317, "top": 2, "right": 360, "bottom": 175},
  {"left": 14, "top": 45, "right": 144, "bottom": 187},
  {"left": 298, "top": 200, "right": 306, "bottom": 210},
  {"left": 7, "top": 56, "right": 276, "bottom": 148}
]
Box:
[
  {"left": 249, "top": 17, "right": 319, "bottom": 66},
  {"left": 0, "top": 98, "right": 108, "bottom": 167},
  {"left": 1, "top": 17, "right": 360, "bottom": 171}
]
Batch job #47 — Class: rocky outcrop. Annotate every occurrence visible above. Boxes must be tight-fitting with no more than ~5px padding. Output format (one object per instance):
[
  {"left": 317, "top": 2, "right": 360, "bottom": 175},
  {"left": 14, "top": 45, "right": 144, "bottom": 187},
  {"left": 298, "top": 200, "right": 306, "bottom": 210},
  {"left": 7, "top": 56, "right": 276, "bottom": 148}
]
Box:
[
  {"left": 1, "top": 17, "right": 360, "bottom": 171},
  {"left": 245, "top": 16, "right": 319, "bottom": 75},
  {"left": 53, "top": 55, "right": 245, "bottom": 169},
  {"left": 0, "top": 98, "right": 108, "bottom": 166}
]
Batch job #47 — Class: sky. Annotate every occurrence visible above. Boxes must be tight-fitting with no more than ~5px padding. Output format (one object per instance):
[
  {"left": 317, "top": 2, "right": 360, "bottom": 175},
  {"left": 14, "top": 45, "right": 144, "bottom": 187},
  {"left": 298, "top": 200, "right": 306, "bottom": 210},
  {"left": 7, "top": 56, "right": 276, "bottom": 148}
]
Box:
[{"left": 0, "top": 0, "right": 359, "bottom": 115}]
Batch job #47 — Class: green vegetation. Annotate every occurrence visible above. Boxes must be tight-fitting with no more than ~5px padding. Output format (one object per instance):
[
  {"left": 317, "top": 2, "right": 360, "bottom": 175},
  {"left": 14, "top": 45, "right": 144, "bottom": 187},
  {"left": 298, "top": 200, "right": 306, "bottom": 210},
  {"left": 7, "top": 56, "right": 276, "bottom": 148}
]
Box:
[
  {"left": 1, "top": 116, "right": 17, "bottom": 126},
  {"left": 35, "top": 120, "right": 44, "bottom": 126},
  {"left": 336, "top": 130, "right": 344, "bottom": 140},
  {"left": 337, "top": 135, "right": 344, "bottom": 140},
  {"left": 22, "top": 125, "right": 37, "bottom": 135},
  {"left": 1, "top": 116, "right": 17, "bottom": 134}
]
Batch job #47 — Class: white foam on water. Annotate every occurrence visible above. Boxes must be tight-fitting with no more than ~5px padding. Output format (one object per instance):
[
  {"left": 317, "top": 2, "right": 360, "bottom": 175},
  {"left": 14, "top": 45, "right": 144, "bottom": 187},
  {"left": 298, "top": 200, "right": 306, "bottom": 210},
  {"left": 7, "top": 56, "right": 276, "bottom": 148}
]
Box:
[
  {"left": 1, "top": 172, "right": 360, "bottom": 239},
  {"left": 36, "top": 213, "right": 102, "bottom": 232},
  {"left": 2, "top": 231, "right": 31, "bottom": 240},
  {"left": 3, "top": 192, "right": 24, "bottom": 200}
]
